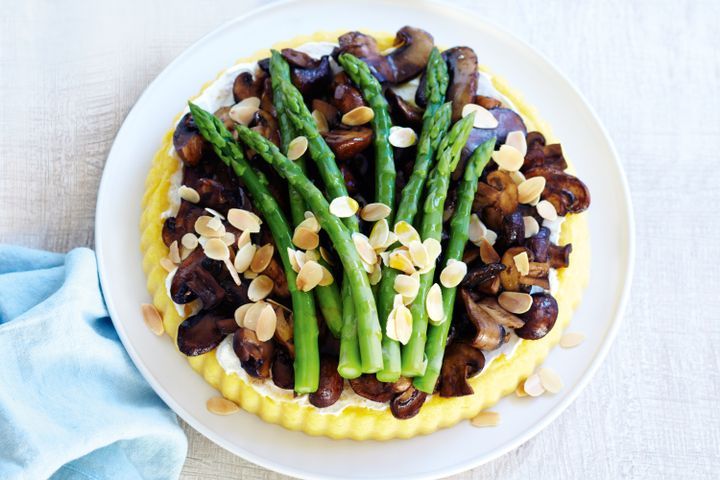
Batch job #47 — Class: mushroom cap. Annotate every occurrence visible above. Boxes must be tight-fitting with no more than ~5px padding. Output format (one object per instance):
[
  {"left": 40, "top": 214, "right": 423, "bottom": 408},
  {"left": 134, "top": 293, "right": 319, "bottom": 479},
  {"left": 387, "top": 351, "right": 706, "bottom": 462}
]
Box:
[
  {"left": 322, "top": 127, "right": 373, "bottom": 161},
  {"left": 515, "top": 294, "right": 559, "bottom": 340},
  {"left": 176, "top": 311, "right": 225, "bottom": 356},
  {"left": 473, "top": 171, "right": 519, "bottom": 230},
  {"left": 271, "top": 348, "right": 294, "bottom": 390},
  {"left": 385, "top": 89, "right": 424, "bottom": 129},
  {"left": 232, "top": 70, "right": 265, "bottom": 103},
  {"left": 442, "top": 46, "right": 479, "bottom": 121},
  {"left": 460, "top": 288, "right": 507, "bottom": 351},
  {"left": 173, "top": 113, "right": 207, "bottom": 166},
  {"left": 233, "top": 327, "right": 275, "bottom": 379},
  {"left": 438, "top": 343, "right": 486, "bottom": 397},
  {"left": 162, "top": 200, "right": 204, "bottom": 247},
  {"left": 170, "top": 249, "right": 226, "bottom": 309},
  {"left": 281, "top": 49, "right": 333, "bottom": 97},
  {"left": 462, "top": 263, "right": 506, "bottom": 290},
  {"left": 390, "top": 386, "right": 428, "bottom": 419},
  {"left": 309, "top": 356, "right": 343, "bottom": 408},
  {"left": 524, "top": 167, "right": 591, "bottom": 215},
  {"left": 349, "top": 374, "right": 396, "bottom": 403},
  {"left": 496, "top": 211, "right": 525, "bottom": 253},
  {"left": 330, "top": 72, "right": 366, "bottom": 114}
]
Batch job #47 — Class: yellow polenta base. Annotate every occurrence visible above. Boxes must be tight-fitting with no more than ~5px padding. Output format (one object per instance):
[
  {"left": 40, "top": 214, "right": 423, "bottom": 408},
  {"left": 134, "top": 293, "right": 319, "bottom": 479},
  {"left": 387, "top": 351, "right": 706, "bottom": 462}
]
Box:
[{"left": 140, "top": 31, "right": 590, "bottom": 440}]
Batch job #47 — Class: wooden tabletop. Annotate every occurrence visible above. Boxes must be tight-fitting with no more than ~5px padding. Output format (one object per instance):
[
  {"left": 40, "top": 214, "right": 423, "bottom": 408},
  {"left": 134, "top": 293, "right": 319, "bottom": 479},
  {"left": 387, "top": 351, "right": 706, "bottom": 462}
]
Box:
[{"left": 1, "top": 0, "right": 718, "bottom": 478}]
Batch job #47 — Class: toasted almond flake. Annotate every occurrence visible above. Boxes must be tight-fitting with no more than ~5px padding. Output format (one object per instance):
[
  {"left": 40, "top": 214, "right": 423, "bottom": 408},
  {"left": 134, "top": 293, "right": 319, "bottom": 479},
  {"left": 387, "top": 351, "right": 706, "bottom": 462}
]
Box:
[
  {"left": 297, "top": 214, "right": 321, "bottom": 233},
  {"left": 243, "top": 301, "right": 267, "bottom": 330},
  {"left": 369, "top": 264, "right": 382, "bottom": 285},
  {"left": 341, "top": 105, "right": 374, "bottom": 126},
  {"left": 168, "top": 240, "right": 181, "bottom": 264},
  {"left": 238, "top": 96, "right": 261, "bottom": 109},
  {"left": 491, "top": 144, "right": 524, "bottom": 171},
  {"left": 513, "top": 251, "right": 530, "bottom": 276},
  {"left": 408, "top": 240, "right": 429, "bottom": 268},
  {"left": 255, "top": 304, "right": 277, "bottom": 342},
  {"left": 426, "top": 283, "right": 444, "bottom": 324},
  {"left": 388, "top": 126, "right": 417, "bottom": 148},
  {"left": 518, "top": 177, "right": 547, "bottom": 204},
  {"left": 385, "top": 309, "right": 398, "bottom": 341},
  {"left": 485, "top": 229, "right": 498, "bottom": 246},
  {"left": 394, "top": 221, "right": 420, "bottom": 246},
  {"left": 423, "top": 238, "right": 442, "bottom": 263},
  {"left": 368, "top": 219, "right": 390, "bottom": 250},
  {"left": 294, "top": 250, "right": 307, "bottom": 270},
  {"left": 205, "top": 207, "right": 225, "bottom": 220},
  {"left": 360, "top": 202, "right": 392, "bottom": 222},
  {"left": 379, "top": 251, "right": 391, "bottom": 266},
  {"left": 536, "top": 200, "right": 558, "bottom": 221},
  {"left": 236, "top": 230, "right": 251, "bottom": 248},
  {"left": 393, "top": 294, "right": 404, "bottom": 309},
  {"left": 180, "top": 246, "right": 193, "bottom": 261},
  {"left": 244, "top": 271, "right": 258, "bottom": 280},
  {"left": 206, "top": 396, "right": 240, "bottom": 415},
  {"left": 227, "top": 208, "right": 262, "bottom": 233},
  {"left": 141, "top": 303, "right": 164, "bottom": 335},
  {"left": 509, "top": 170, "right": 526, "bottom": 185},
  {"left": 248, "top": 275, "right": 274, "bottom": 301},
  {"left": 287, "top": 247, "right": 301, "bottom": 272},
  {"left": 384, "top": 232, "right": 399, "bottom": 249},
  {"left": 233, "top": 243, "right": 256, "bottom": 273},
  {"left": 523, "top": 216, "right": 540, "bottom": 238},
  {"left": 393, "top": 304, "right": 413, "bottom": 344},
  {"left": 160, "top": 256, "right": 177, "bottom": 272},
  {"left": 505, "top": 130, "right": 528, "bottom": 156},
  {"left": 318, "top": 265, "right": 334, "bottom": 286},
  {"left": 293, "top": 226, "right": 320, "bottom": 250},
  {"left": 515, "top": 382, "right": 528, "bottom": 397},
  {"left": 352, "top": 233, "right": 377, "bottom": 265},
  {"left": 267, "top": 298, "right": 292, "bottom": 314},
  {"left": 538, "top": 367, "right": 564, "bottom": 393},
  {"left": 311, "top": 109, "right": 329, "bottom": 133},
  {"left": 470, "top": 411, "right": 501, "bottom": 428},
  {"left": 479, "top": 238, "right": 500, "bottom": 264},
  {"left": 394, "top": 274, "right": 420, "bottom": 297},
  {"left": 303, "top": 210, "right": 314, "bottom": 219},
  {"left": 388, "top": 250, "right": 416, "bottom": 274},
  {"left": 194, "top": 215, "right": 226, "bottom": 238},
  {"left": 439, "top": 259, "right": 467, "bottom": 288},
  {"left": 178, "top": 185, "right": 200, "bottom": 203},
  {"left": 329, "top": 196, "right": 359, "bottom": 218},
  {"left": 234, "top": 303, "right": 253, "bottom": 327},
  {"left": 222, "top": 232, "right": 236, "bottom": 246},
  {"left": 523, "top": 373, "right": 545, "bottom": 397},
  {"left": 462, "top": 103, "right": 499, "bottom": 129},
  {"left": 305, "top": 249, "right": 320, "bottom": 262},
  {"left": 319, "top": 246, "right": 334, "bottom": 266},
  {"left": 498, "top": 292, "right": 533, "bottom": 314},
  {"left": 560, "top": 332, "right": 586, "bottom": 348},
  {"left": 468, "top": 214, "right": 487, "bottom": 245},
  {"left": 250, "top": 244, "right": 274, "bottom": 273},
  {"left": 204, "top": 238, "right": 230, "bottom": 260},
  {"left": 417, "top": 263, "right": 434, "bottom": 274},
  {"left": 296, "top": 260, "right": 323, "bottom": 292},
  {"left": 229, "top": 104, "right": 259, "bottom": 125},
  {"left": 287, "top": 136, "right": 309, "bottom": 160}
]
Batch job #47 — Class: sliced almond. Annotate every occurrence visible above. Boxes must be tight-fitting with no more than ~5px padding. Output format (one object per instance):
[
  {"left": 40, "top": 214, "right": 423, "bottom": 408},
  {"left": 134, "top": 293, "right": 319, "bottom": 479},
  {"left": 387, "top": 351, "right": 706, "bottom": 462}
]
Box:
[
  {"left": 479, "top": 238, "right": 500, "bottom": 264},
  {"left": 408, "top": 240, "right": 429, "bottom": 269},
  {"left": 168, "top": 240, "right": 181, "bottom": 264},
  {"left": 238, "top": 96, "right": 261, "bottom": 109},
  {"left": 361, "top": 259, "right": 375, "bottom": 274},
  {"left": 178, "top": 185, "right": 200, "bottom": 203},
  {"left": 287, "top": 136, "right": 308, "bottom": 161},
  {"left": 234, "top": 242, "right": 256, "bottom": 273},
  {"left": 224, "top": 257, "right": 241, "bottom": 286},
  {"left": 305, "top": 249, "right": 320, "bottom": 262},
  {"left": 329, "top": 196, "right": 359, "bottom": 218},
  {"left": 360, "top": 202, "right": 392, "bottom": 222},
  {"left": 394, "top": 274, "right": 420, "bottom": 298},
  {"left": 368, "top": 219, "right": 390, "bottom": 250},
  {"left": 222, "top": 232, "right": 236, "bottom": 246},
  {"left": 485, "top": 229, "right": 498, "bottom": 246},
  {"left": 203, "top": 238, "right": 229, "bottom": 260},
  {"left": 341, "top": 105, "right": 374, "bottom": 126},
  {"left": 536, "top": 200, "right": 558, "bottom": 221},
  {"left": 423, "top": 238, "right": 442, "bottom": 264},
  {"left": 297, "top": 214, "right": 320, "bottom": 233},
  {"left": 523, "top": 216, "right": 540, "bottom": 238},
  {"left": 518, "top": 177, "right": 547, "bottom": 204},
  {"left": 468, "top": 214, "right": 487, "bottom": 245},
  {"left": 461, "top": 103, "right": 499, "bottom": 129},
  {"left": 160, "top": 256, "right": 177, "bottom": 272},
  {"left": 388, "top": 126, "right": 417, "bottom": 148},
  {"left": 523, "top": 373, "right": 545, "bottom": 397},
  {"left": 560, "top": 332, "right": 586, "bottom": 348},
  {"left": 491, "top": 144, "right": 524, "bottom": 171},
  {"left": 243, "top": 301, "right": 267, "bottom": 330},
  {"left": 505, "top": 130, "right": 528, "bottom": 157},
  {"left": 287, "top": 247, "right": 301, "bottom": 273},
  {"left": 141, "top": 303, "right": 164, "bottom": 335},
  {"left": 255, "top": 304, "right": 277, "bottom": 342},
  {"left": 296, "top": 260, "right": 323, "bottom": 292},
  {"left": 248, "top": 275, "right": 274, "bottom": 301},
  {"left": 318, "top": 265, "right": 334, "bottom": 286},
  {"left": 352, "top": 233, "right": 377, "bottom": 265},
  {"left": 181, "top": 232, "right": 199, "bottom": 250},
  {"left": 513, "top": 251, "right": 530, "bottom": 276},
  {"left": 388, "top": 250, "right": 416, "bottom": 274},
  {"left": 234, "top": 303, "right": 253, "bottom": 327},
  {"left": 498, "top": 292, "right": 533, "bottom": 314},
  {"left": 244, "top": 271, "right": 258, "bottom": 280},
  {"left": 250, "top": 244, "right": 274, "bottom": 273},
  {"left": 393, "top": 304, "right": 413, "bottom": 345},
  {"left": 368, "top": 263, "right": 382, "bottom": 285},
  {"left": 229, "top": 103, "right": 259, "bottom": 125},
  {"left": 394, "top": 221, "right": 420, "bottom": 246},
  {"left": 205, "top": 207, "right": 225, "bottom": 220},
  {"left": 538, "top": 367, "right": 564, "bottom": 393},
  {"left": 206, "top": 396, "right": 240, "bottom": 415},
  {"left": 426, "top": 283, "right": 444, "bottom": 324},
  {"left": 236, "top": 230, "right": 251, "bottom": 248},
  {"left": 509, "top": 170, "right": 526, "bottom": 185},
  {"left": 311, "top": 109, "right": 329, "bottom": 133},
  {"left": 393, "top": 293, "right": 404, "bottom": 309},
  {"left": 293, "top": 226, "right": 320, "bottom": 250},
  {"left": 227, "top": 208, "right": 262, "bottom": 233},
  {"left": 319, "top": 246, "right": 334, "bottom": 266},
  {"left": 470, "top": 411, "right": 500, "bottom": 428},
  {"left": 194, "top": 215, "right": 225, "bottom": 238},
  {"left": 439, "top": 259, "right": 467, "bottom": 288},
  {"left": 515, "top": 382, "right": 528, "bottom": 397}
]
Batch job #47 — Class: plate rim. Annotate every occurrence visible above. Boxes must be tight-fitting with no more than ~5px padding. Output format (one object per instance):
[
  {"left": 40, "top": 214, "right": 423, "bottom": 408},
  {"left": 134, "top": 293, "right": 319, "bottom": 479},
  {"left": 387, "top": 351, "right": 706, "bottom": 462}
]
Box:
[{"left": 95, "top": 0, "right": 635, "bottom": 478}]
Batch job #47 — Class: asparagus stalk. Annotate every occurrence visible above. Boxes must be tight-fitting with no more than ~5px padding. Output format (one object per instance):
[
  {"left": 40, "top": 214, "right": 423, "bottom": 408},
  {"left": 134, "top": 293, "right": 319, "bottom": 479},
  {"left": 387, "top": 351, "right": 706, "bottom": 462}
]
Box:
[
  {"left": 414, "top": 138, "right": 496, "bottom": 393},
  {"left": 400, "top": 113, "right": 475, "bottom": 377},
  {"left": 269, "top": 51, "right": 343, "bottom": 338},
  {"left": 233, "top": 123, "right": 384, "bottom": 374},
  {"left": 188, "top": 102, "right": 319, "bottom": 393}
]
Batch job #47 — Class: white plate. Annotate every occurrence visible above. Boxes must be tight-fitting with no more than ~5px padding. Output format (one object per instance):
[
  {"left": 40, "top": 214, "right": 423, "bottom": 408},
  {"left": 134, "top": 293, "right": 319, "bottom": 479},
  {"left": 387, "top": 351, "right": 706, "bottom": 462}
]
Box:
[{"left": 95, "top": 0, "right": 634, "bottom": 478}]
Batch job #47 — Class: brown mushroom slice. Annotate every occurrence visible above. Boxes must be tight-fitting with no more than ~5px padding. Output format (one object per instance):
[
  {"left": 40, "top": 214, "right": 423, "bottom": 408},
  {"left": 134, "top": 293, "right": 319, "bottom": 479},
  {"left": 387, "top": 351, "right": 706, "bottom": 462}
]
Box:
[
  {"left": 309, "top": 356, "right": 343, "bottom": 408},
  {"left": 311, "top": 99, "right": 339, "bottom": 128},
  {"left": 170, "top": 249, "right": 226, "bottom": 309},
  {"left": 273, "top": 308, "right": 294, "bottom": 358},
  {"left": 476, "top": 276, "right": 501, "bottom": 296},
  {"left": 215, "top": 316, "right": 240, "bottom": 335},
  {"left": 474, "top": 170, "right": 518, "bottom": 216},
  {"left": 213, "top": 106, "right": 235, "bottom": 131},
  {"left": 176, "top": 311, "right": 225, "bottom": 356},
  {"left": 462, "top": 263, "right": 506, "bottom": 289},
  {"left": 261, "top": 256, "right": 290, "bottom": 299},
  {"left": 349, "top": 374, "right": 396, "bottom": 403},
  {"left": 476, "top": 297, "right": 524, "bottom": 329},
  {"left": 524, "top": 167, "right": 591, "bottom": 215},
  {"left": 526, "top": 131, "right": 546, "bottom": 151},
  {"left": 385, "top": 89, "right": 423, "bottom": 129},
  {"left": 443, "top": 46, "right": 479, "bottom": 121},
  {"left": 390, "top": 386, "right": 428, "bottom": 419},
  {"left": 162, "top": 201, "right": 205, "bottom": 247},
  {"left": 525, "top": 226, "right": 551, "bottom": 262},
  {"left": 548, "top": 243, "right": 572, "bottom": 269},
  {"left": 250, "top": 109, "right": 281, "bottom": 147},
  {"left": 233, "top": 328, "right": 274, "bottom": 379},
  {"left": 271, "top": 348, "right": 294, "bottom": 390},
  {"left": 331, "top": 72, "right": 366, "bottom": 114},
  {"left": 322, "top": 127, "right": 373, "bottom": 161},
  {"left": 281, "top": 49, "right": 333, "bottom": 97},
  {"left": 474, "top": 95, "right": 502, "bottom": 109},
  {"left": 438, "top": 343, "right": 485, "bottom": 397},
  {"left": 232, "top": 70, "right": 265, "bottom": 103},
  {"left": 523, "top": 142, "right": 568, "bottom": 171},
  {"left": 260, "top": 76, "right": 275, "bottom": 117},
  {"left": 335, "top": 31, "right": 393, "bottom": 82},
  {"left": 496, "top": 211, "right": 525, "bottom": 253},
  {"left": 173, "top": 113, "right": 207, "bottom": 166},
  {"left": 193, "top": 178, "right": 243, "bottom": 215},
  {"left": 499, "top": 246, "right": 550, "bottom": 292},
  {"left": 460, "top": 108, "right": 527, "bottom": 172},
  {"left": 515, "top": 294, "right": 559, "bottom": 340},
  {"left": 460, "top": 289, "right": 506, "bottom": 351}
]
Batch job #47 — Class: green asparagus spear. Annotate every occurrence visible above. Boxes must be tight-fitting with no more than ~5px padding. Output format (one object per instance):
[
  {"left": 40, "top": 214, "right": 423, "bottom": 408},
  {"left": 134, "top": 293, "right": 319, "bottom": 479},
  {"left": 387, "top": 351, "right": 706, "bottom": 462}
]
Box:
[
  {"left": 269, "top": 51, "right": 344, "bottom": 338},
  {"left": 233, "top": 123, "right": 385, "bottom": 374},
  {"left": 188, "top": 102, "right": 319, "bottom": 393},
  {"left": 375, "top": 51, "right": 450, "bottom": 383},
  {"left": 414, "top": 138, "right": 496, "bottom": 393},
  {"left": 400, "top": 113, "right": 476, "bottom": 377}
]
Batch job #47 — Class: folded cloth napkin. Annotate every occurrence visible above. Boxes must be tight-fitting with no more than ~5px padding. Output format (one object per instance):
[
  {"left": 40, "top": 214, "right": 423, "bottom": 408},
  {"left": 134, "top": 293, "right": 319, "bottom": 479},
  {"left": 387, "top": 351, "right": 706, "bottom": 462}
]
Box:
[{"left": 0, "top": 246, "right": 187, "bottom": 480}]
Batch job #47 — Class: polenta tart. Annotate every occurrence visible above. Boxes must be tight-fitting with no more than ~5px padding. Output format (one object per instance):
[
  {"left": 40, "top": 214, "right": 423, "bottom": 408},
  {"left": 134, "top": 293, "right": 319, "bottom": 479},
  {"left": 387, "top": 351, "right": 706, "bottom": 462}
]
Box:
[{"left": 140, "top": 27, "right": 591, "bottom": 440}]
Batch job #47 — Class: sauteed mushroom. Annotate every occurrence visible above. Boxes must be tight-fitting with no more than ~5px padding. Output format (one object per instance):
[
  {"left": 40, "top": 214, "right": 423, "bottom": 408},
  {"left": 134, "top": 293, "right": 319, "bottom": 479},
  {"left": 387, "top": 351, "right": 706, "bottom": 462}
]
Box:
[
  {"left": 273, "top": 307, "right": 294, "bottom": 357},
  {"left": 330, "top": 72, "right": 366, "bottom": 114},
  {"left": 349, "top": 374, "right": 395, "bottom": 403},
  {"left": 495, "top": 211, "right": 525, "bottom": 253},
  {"left": 271, "top": 348, "right": 294, "bottom": 390},
  {"left": 312, "top": 99, "right": 339, "bottom": 128},
  {"left": 525, "top": 226, "right": 551, "bottom": 261},
  {"left": 176, "top": 311, "right": 225, "bottom": 356},
  {"left": 309, "top": 356, "right": 343, "bottom": 408},
  {"left": 474, "top": 95, "right": 502, "bottom": 109},
  {"left": 515, "top": 294, "right": 559, "bottom": 340},
  {"left": 386, "top": 89, "right": 423, "bottom": 129},
  {"left": 438, "top": 343, "right": 485, "bottom": 397},
  {"left": 460, "top": 108, "right": 527, "bottom": 170},
  {"left": 233, "top": 328, "right": 274, "bottom": 379},
  {"left": 460, "top": 289, "right": 507, "bottom": 351},
  {"left": 232, "top": 70, "right": 265, "bottom": 102},
  {"left": 215, "top": 316, "right": 240, "bottom": 335},
  {"left": 473, "top": 170, "right": 519, "bottom": 230},
  {"left": 390, "top": 386, "right": 427, "bottom": 419},
  {"left": 462, "top": 263, "right": 505, "bottom": 289},
  {"left": 262, "top": 256, "right": 290, "bottom": 299},
  {"left": 523, "top": 132, "right": 568, "bottom": 171},
  {"left": 322, "top": 127, "right": 373, "bottom": 160},
  {"left": 170, "top": 249, "right": 225, "bottom": 309},
  {"left": 500, "top": 247, "right": 550, "bottom": 292},
  {"left": 162, "top": 201, "right": 205, "bottom": 246},
  {"left": 173, "top": 113, "right": 207, "bottom": 166},
  {"left": 524, "top": 167, "right": 591, "bottom": 215},
  {"left": 474, "top": 297, "right": 524, "bottom": 328},
  {"left": 250, "top": 109, "right": 281, "bottom": 147},
  {"left": 281, "top": 48, "right": 333, "bottom": 97},
  {"left": 548, "top": 243, "right": 572, "bottom": 269},
  {"left": 442, "top": 46, "right": 478, "bottom": 121}
]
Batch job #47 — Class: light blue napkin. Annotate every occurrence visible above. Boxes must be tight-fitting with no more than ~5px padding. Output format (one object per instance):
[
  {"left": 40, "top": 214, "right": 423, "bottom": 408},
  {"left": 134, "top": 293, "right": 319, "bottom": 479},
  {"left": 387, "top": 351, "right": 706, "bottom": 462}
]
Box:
[{"left": 0, "top": 245, "right": 187, "bottom": 480}]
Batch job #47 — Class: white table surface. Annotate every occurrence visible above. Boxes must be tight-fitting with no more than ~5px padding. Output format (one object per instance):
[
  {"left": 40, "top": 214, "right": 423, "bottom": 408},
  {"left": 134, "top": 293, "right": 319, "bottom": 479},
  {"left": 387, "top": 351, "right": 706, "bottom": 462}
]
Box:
[{"left": 1, "top": 0, "right": 718, "bottom": 478}]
